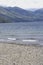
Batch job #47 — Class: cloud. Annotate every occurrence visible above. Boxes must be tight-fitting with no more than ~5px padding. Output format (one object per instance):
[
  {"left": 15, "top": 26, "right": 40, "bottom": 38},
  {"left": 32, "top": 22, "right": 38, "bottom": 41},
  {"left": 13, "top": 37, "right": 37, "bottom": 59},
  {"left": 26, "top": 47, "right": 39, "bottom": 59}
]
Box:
[
  {"left": 0, "top": 0, "right": 16, "bottom": 6},
  {"left": 0, "top": 0, "right": 43, "bottom": 8}
]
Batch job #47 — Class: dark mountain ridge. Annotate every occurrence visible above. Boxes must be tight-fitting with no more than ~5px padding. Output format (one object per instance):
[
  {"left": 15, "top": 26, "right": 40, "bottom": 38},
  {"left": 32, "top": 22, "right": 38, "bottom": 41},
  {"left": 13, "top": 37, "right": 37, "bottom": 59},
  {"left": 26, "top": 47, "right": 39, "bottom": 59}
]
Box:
[{"left": 0, "top": 6, "right": 43, "bottom": 23}]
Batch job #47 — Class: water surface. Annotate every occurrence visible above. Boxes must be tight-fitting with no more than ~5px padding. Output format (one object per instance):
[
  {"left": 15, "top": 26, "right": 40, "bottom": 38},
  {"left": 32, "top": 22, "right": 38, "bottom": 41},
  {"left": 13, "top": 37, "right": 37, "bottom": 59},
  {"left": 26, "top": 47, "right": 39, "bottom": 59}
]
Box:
[{"left": 0, "top": 22, "right": 43, "bottom": 45}]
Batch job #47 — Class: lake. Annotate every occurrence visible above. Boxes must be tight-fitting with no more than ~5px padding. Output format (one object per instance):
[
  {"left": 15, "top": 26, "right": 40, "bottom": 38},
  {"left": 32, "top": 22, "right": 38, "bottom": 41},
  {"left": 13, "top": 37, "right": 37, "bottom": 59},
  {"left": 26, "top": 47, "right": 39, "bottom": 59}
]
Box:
[{"left": 0, "top": 22, "right": 43, "bottom": 45}]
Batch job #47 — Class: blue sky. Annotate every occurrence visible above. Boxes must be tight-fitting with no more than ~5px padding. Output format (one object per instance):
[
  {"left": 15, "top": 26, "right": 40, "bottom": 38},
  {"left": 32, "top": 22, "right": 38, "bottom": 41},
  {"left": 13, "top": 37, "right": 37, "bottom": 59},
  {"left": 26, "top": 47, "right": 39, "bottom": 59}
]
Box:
[{"left": 0, "top": 0, "right": 43, "bottom": 9}]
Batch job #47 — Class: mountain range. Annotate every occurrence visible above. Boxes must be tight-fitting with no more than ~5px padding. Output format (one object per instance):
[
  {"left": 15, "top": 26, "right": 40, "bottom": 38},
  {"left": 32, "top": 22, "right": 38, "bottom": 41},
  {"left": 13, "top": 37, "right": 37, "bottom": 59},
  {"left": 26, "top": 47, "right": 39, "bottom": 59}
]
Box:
[{"left": 0, "top": 6, "right": 43, "bottom": 23}]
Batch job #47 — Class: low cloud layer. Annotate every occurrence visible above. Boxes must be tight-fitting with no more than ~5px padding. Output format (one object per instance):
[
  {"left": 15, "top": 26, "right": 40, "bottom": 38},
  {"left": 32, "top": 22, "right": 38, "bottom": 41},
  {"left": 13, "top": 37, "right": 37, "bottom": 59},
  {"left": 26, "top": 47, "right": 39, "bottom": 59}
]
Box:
[{"left": 0, "top": 0, "right": 43, "bottom": 9}]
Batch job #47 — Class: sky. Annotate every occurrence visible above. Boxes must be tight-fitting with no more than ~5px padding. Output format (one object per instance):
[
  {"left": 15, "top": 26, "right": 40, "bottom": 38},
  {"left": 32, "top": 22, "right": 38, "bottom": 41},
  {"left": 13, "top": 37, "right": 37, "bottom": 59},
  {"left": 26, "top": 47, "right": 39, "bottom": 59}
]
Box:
[{"left": 0, "top": 0, "right": 43, "bottom": 9}]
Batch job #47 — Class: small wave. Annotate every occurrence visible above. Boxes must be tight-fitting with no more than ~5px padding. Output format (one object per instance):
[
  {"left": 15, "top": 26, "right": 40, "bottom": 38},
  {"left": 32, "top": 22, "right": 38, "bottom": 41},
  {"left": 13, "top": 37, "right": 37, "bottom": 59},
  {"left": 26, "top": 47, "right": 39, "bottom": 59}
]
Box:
[
  {"left": 22, "top": 39, "right": 37, "bottom": 42},
  {"left": 8, "top": 38, "right": 16, "bottom": 41}
]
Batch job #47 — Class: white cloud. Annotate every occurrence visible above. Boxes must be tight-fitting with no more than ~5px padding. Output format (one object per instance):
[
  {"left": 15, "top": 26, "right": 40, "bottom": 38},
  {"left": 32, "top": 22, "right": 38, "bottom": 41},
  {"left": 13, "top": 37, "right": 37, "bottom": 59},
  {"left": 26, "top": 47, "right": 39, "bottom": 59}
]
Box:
[
  {"left": 0, "top": 0, "right": 16, "bottom": 6},
  {"left": 0, "top": 0, "right": 43, "bottom": 9}
]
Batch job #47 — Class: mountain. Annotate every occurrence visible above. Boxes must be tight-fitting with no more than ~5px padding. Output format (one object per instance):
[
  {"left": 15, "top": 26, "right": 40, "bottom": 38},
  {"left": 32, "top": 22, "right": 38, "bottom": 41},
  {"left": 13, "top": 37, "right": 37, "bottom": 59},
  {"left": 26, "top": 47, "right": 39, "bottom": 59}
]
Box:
[{"left": 0, "top": 6, "right": 43, "bottom": 23}]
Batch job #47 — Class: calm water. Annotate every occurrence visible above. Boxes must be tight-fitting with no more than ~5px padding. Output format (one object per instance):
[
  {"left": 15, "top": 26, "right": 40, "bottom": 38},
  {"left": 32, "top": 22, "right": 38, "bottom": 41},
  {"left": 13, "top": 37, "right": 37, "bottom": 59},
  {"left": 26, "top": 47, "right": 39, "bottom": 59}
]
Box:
[{"left": 0, "top": 22, "right": 43, "bottom": 45}]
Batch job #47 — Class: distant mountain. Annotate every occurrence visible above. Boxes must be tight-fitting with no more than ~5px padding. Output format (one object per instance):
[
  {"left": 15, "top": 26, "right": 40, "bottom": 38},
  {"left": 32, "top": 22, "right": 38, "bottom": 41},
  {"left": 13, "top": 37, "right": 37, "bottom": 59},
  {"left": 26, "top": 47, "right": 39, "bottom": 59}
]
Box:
[
  {"left": 27, "top": 8, "right": 38, "bottom": 11},
  {"left": 35, "top": 8, "right": 43, "bottom": 13},
  {"left": 0, "top": 6, "right": 43, "bottom": 23}
]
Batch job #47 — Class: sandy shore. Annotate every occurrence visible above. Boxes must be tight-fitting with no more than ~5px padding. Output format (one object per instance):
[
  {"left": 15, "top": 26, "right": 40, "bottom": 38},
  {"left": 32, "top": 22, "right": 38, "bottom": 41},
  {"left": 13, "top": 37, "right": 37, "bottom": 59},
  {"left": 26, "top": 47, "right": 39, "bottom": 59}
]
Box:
[{"left": 0, "top": 43, "right": 43, "bottom": 65}]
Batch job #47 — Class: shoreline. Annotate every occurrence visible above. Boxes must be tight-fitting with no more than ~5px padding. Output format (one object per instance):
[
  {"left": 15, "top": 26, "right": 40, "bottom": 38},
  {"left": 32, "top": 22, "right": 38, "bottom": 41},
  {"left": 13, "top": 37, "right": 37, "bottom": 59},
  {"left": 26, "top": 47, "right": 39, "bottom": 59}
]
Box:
[{"left": 0, "top": 41, "right": 43, "bottom": 47}]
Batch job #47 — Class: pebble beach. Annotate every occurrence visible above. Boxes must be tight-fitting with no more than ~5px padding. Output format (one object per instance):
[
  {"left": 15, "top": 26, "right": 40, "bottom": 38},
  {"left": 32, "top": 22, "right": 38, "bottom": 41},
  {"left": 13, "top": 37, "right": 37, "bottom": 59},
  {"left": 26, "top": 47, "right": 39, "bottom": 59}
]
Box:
[{"left": 0, "top": 43, "right": 43, "bottom": 65}]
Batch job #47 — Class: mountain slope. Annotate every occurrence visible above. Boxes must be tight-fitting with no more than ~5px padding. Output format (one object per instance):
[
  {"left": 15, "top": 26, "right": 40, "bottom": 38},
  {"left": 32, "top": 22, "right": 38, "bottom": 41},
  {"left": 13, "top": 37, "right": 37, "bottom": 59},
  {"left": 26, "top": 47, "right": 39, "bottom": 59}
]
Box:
[{"left": 0, "top": 6, "right": 43, "bottom": 23}]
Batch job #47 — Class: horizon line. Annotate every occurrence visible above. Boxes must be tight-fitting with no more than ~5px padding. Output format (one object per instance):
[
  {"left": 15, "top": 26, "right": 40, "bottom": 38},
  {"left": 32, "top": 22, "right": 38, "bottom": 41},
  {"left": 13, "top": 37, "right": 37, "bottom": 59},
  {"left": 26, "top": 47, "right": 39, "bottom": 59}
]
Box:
[{"left": 0, "top": 5, "right": 43, "bottom": 10}]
